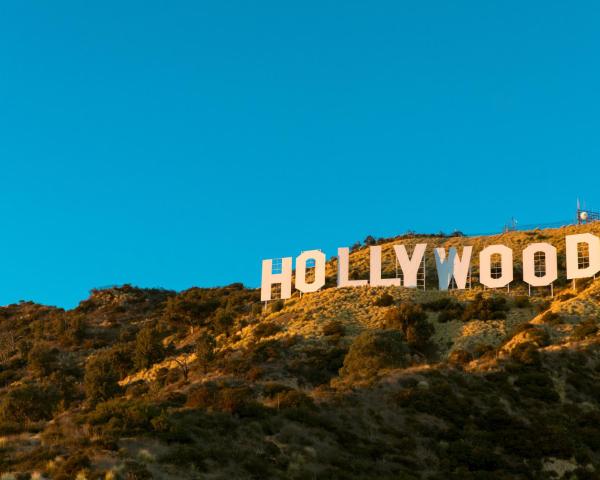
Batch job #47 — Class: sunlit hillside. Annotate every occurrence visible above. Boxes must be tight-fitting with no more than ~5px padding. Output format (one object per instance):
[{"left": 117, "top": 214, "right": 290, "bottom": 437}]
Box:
[{"left": 1, "top": 225, "right": 600, "bottom": 479}]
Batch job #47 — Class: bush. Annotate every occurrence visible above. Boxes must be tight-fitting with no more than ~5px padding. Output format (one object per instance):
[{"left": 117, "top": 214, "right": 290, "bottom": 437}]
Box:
[
  {"left": 120, "top": 460, "right": 153, "bottom": 479},
  {"left": 514, "top": 371, "right": 559, "bottom": 402},
  {"left": 84, "top": 352, "right": 122, "bottom": 403},
  {"left": 374, "top": 293, "right": 395, "bottom": 307},
  {"left": 424, "top": 298, "right": 465, "bottom": 323},
  {"left": 514, "top": 296, "right": 531, "bottom": 308},
  {"left": 213, "top": 308, "right": 234, "bottom": 336},
  {"left": 186, "top": 384, "right": 259, "bottom": 416},
  {"left": 162, "top": 289, "right": 220, "bottom": 332},
  {"left": 0, "top": 383, "right": 59, "bottom": 423},
  {"left": 271, "top": 299, "right": 284, "bottom": 313},
  {"left": 51, "top": 453, "right": 91, "bottom": 480},
  {"left": 103, "top": 343, "right": 135, "bottom": 378},
  {"left": 27, "top": 343, "right": 58, "bottom": 377},
  {"left": 557, "top": 292, "right": 576, "bottom": 302},
  {"left": 448, "top": 349, "right": 473, "bottom": 366},
  {"left": 572, "top": 319, "right": 598, "bottom": 340},
  {"left": 186, "top": 383, "right": 218, "bottom": 409},
  {"left": 134, "top": 326, "right": 165, "bottom": 370},
  {"left": 539, "top": 311, "right": 562, "bottom": 325},
  {"left": 196, "top": 332, "right": 216, "bottom": 374},
  {"left": 276, "top": 389, "right": 315, "bottom": 410},
  {"left": 322, "top": 320, "right": 346, "bottom": 338},
  {"left": 461, "top": 294, "right": 508, "bottom": 322},
  {"left": 383, "top": 303, "right": 433, "bottom": 351},
  {"left": 253, "top": 321, "right": 282, "bottom": 339},
  {"left": 161, "top": 286, "right": 257, "bottom": 334},
  {"left": 286, "top": 345, "right": 346, "bottom": 386},
  {"left": 85, "top": 398, "right": 161, "bottom": 437},
  {"left": 340, "top": 330, "right": 409, "bottom": 378},
  {"left": 510, "top": 342, "right": 541, "bottom": 366}
]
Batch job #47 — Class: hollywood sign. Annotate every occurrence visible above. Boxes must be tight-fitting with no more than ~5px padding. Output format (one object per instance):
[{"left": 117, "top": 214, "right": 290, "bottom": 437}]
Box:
[{"left": 261, "top": 233, "right": 600, "bottom": 301}]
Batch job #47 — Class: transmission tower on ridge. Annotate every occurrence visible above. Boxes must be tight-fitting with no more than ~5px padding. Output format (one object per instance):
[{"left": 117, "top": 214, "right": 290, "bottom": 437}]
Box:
[{"left": 577, "top": 199, "right": 600, "bottom": 224}]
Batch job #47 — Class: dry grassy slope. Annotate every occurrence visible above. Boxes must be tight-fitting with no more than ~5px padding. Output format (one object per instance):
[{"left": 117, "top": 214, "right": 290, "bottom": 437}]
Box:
[
  {"left": 123, "top": 224, "right": 600, "bottom": 383},
  {"left": 267, "top": 223, "right": 600, "bottom": 359}
]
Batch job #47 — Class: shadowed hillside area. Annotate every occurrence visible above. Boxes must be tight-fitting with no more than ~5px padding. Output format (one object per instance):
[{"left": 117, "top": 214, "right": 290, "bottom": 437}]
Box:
[{"left": 2, "top": 225, "right": 600, "bottom": 479}]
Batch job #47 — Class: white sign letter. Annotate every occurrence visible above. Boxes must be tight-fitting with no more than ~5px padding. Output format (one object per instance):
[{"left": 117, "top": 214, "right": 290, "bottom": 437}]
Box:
[
  {"left": 479, "top": 245, "right": 513, "bottom": 288},
  {"left": 522, "top": 243, "right": 558, "bottom": 287},
  {"left": 369, "top": 246, "right": 401, "bottom": 287},
  {"left": 337, "top": 247, "right": 368, "bottom": 288},
  {"left": 261, "top": 257, "right": 293, "bottom": 301},
  {"left": 566, "top": 233, "right": 600, "bottom": 280},
  {"left": 295, "top": 250, "right": 326, "bottom": 293},
  {"left": 393, "top": 243, "right": 427, "bottom": 288},
  {"left": 434, "top": 246, "right": 473, "bottom": 291}
]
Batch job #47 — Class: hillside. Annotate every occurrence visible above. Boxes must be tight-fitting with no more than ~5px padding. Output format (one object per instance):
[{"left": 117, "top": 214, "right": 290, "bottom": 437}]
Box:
[{"left": 1, "top": 225, "right": 600, "bottom": 479}]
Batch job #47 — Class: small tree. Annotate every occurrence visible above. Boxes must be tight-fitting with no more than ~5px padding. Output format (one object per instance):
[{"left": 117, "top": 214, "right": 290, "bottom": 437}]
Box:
[
  {"left": 383, "top": 303, "right": 433, "bottom": 351},
  {"left": 196, "top": 332, "right": 216, "bottom": 374},
  {"left": 213, "top": 309, "right": 234, "bottom": 336},
  {"left": 0, "top": 383, "right": 58, "bottom": 423},
  {"left": 162, "top": 289, "right": 220, "bottom": 334},
  {"left": 363, "top": 235, "right": 377, "bottom": 246},
  {"left": 374, "top": 293, "right": 395, "bottom": 307},
  {"left": 173, "top": 356, "right": 190, "bottom": 383},
  {"left": 61, "top": 315, "right": 86, "bottom": 345},
  {"left": 84, "top": 353, "right": 121, "bottom": 403},
  {"left": 340, "top": 329, "right": 409, "bottom": 379},
  {"left": 134, "top": 326, "right": 165, "bottom": 370},
  {"left": 27, "top": 343, "right": 58, "bottom": 378}
]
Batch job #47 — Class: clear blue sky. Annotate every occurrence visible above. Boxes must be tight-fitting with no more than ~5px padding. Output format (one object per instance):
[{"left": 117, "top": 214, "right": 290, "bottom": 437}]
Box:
[{"left": 1, "top": 1, "right": 599, "bottom": 308}]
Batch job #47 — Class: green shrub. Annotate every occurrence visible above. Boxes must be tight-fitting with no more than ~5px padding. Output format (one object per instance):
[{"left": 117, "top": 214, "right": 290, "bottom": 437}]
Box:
[
  {"left": 447, "top": 349, "right": 473, "bottom": 366},
  {"left": 84, "top": 352, "right": 122, "bottom": 403},
  {"left": 119, "top": 460, "right": 153, "bottom": 479},
  {"left": 27, "top": 343, "right": 58, "bottom": 377},
  {"left": 557, "top": 292, "right": 576, "bottom": 302},
  {"left": 340, "top": 329, "right": 409, "bottom": 378},
  {"left": 461, "top": 294, "right": 508, "bottom": 322},
  {"left": 0, "top": 383, "right": 58, "bottom": 423},
  {"left": 134, "top": 326, "right": 165, "bottom": 370},
  {"left": 572, "top": 319, "right": 598, "bottom": 340},
  {"left": 383, "top": 303, "right": 433, "bottom": 351},
  {"left": 536, "top": 300, "right": 552, "bottom": 312},
  {"left": 85, "top": 398, "right": 160, "bottom": 437},
  {"left": 514, "top": 371, "right": 559, "bottom": 402},
  {"left": 249, "top": 339, "right": 283, "bottom": 363},
  {"left": 514, "top": 296, "right": 531, "bottom": 308},
  {"left": 103, "top": 343, "right": 136, "bottom": 378},
  {"left": 424, "top": 298, "right": 465, "bottom": 322},
  {"left": 51, "top": 453, "right": 91, "bottom": 480},
  {"left": 196, "top": 332, "right": 216, "bottom": 373},
  {"left": 0, "top": 369, "right": 16, "bottom": 388},
  {"left": 186, "top": 382, "right": 218, "bottom": 409},
  {"left": 374, "top": 293, "right": 395, "bottom": 307},
  {"left": 253, "top": 321, "right": 282, "bottom": 339},
  {"left": 162, "top": 286, "right": 258, "bottom": 333},
  {"left": 159, "top": 445, "right": 205, "bottom": 470},
  {"left": 275, "top": 389, "right": 315, "bottom": 410},
  {"left": 65, "top": 315, "right": 87, "bottom": 345},
  {"left": 213, "top": 308, "right": 234, "bottom": 335},
  {"left": 286, "top": 345, "right": 346, "bottom": 386},
  {"left": 271, "top": 299, "right": 284, "bottom": 313},
  {"left": 539, "top": 311, "right": 562, "bottom": 325},
  {"left": 510, "top": 342, "right": 541, "bottom": 366},
  {"left": 423, "top": 298, "right": 456, "bottom": 311},
  {"left": 262, "top": 382, "right": 293, "bottom": 398},
  {"left": 322, "top": 320, "right": 346, "bottom": 338}
]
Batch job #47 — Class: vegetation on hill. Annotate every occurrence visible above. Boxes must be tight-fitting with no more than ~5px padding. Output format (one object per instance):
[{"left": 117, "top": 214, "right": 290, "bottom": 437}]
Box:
[{"left": 0, "top": 225, "right": 599, "bottom": 478}]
